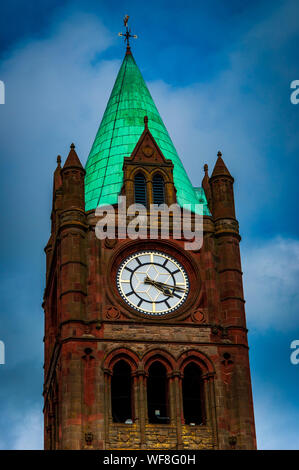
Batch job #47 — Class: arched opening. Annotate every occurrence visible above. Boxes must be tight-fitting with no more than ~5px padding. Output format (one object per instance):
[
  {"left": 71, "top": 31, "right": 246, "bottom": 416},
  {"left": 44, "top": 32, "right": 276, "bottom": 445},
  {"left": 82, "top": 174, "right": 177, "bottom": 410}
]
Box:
[
  {"left": 152, "top": 174, "right": 165, "bottom": 205},
  {"left": 134, "top": 173, "right": 147, "bottom": 205},
  {"left": 147, "top": 361, "right": 169, "bottom": 424},
  {"left": 182, "top": 362, "right": 205, "bottom": 425},
  {"left": 111, "top": 360, "right": 132, "bottom": 423}
]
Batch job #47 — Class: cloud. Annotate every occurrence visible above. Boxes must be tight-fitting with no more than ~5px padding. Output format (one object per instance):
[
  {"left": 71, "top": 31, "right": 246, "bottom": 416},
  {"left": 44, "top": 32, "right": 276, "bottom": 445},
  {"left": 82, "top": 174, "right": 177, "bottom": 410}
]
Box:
[
  {"left": 0, "top": 9, "right": 117, "bottom": 451},
  {"left": 254, "top": 387, "right": 299, "bottom": 449},
  {"left": 0, "top": 10, "right": 117, "bottom": 160},
  {"left": 0, "top": 11, "right": 122, "bottom": 259},
  {"left": 5, "top": 407, "right": 43, "bottom": 450},
  {"left": 147, "top": 0, "right": 298, "bottom": 234},
  {"left": 1, "top": 0, "right": 297, "bottom": 246},
  {"left": 242, "top": 237, "right": 299, "bottom": 331}
]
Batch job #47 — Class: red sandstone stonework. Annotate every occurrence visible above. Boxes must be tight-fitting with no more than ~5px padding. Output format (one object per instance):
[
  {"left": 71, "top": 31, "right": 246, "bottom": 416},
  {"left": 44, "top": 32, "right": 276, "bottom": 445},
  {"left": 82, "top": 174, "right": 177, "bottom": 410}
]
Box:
[{"left": 43, "top": 146, "right": 256, "bottom": 450}]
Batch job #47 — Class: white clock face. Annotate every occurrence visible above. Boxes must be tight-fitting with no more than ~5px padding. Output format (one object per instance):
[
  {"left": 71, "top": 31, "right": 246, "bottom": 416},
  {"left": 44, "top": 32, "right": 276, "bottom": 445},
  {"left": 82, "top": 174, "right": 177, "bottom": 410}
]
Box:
[{"left": 116, "top": 250, "right": 189, "bottom": 316}]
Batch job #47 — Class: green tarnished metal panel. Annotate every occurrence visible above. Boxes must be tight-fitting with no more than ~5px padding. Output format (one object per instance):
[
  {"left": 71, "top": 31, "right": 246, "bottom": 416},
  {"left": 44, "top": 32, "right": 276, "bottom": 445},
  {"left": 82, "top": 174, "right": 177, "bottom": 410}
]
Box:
[
  {"left": 85, "top": 52, "right": 204, "bottom": 214},
  {"left": 193, "top": 187, "right": 211, "bottom": 216}
]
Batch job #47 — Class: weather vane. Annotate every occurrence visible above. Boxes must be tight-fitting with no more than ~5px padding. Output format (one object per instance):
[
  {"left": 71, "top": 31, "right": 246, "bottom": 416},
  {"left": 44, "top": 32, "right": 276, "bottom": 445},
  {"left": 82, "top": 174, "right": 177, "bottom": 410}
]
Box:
[{"left": 118, "top": 15, "right": 137, "bottom": 49}]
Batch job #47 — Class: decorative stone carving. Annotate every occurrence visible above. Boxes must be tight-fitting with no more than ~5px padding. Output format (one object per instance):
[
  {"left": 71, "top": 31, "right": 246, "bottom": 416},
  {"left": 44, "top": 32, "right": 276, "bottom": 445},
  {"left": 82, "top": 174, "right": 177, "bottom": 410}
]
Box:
[
  {"left": 157, "top": 435, "right": 167, "bottom": 443},
  {"left": 221, "top": 352, "right": 234, "bottom": 367},
  {"left": 105, "top": 305, "right": 121, "bottom": 320},
  {"left": 82, "top": 347, "right": 94, "bottom": 361},
  {"left": 211, "top": 325, "right": 219, "bottom": 335},
  {"left": 191, "top": 437, "right": 203, "bottom": 445},
  {"left": 85, "top": 432, "right": 93, "bottom": 445},
  {"left": 119, "top": 433, "right": 130, "bottom": 442},
  {"left": 221, "top": 352, "right": 234, "bottom": 385},
  {"left": 228, "top": 435, "right": 237, "bottom": 448},
  {"left": 142, "top": 145, "right": 154, "bottom": 157},
  {"left": 191, "top": 309, "right": 205, "bottom": 323},
  {"left": 105, "top": 238, "right": 118, "bottom": 249}
]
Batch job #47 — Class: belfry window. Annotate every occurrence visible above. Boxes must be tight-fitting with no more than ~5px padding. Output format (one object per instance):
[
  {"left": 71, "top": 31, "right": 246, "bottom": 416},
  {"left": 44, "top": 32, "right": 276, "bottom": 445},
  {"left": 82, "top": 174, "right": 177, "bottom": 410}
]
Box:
[
  {"left": 111, "top": 360, "right": 132, "bottom": 423},
  {"left": 152, "top": 174, "right": 165, "bottom": 205},
  {"left": 182, "top": 362, "right": 205, "bottom": 425},
  {"left": 134, "top": 173, "right": 147, "bottom": 205},
  {"left": 147, "top": 362, "right": 169, "bottom": 424}
]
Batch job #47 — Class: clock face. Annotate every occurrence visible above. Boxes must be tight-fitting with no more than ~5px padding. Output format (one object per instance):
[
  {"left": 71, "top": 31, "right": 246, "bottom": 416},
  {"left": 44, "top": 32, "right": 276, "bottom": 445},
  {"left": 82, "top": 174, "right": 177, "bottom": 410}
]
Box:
[{"left": 116, "top": 250, "right": 189, "bottom": 316}]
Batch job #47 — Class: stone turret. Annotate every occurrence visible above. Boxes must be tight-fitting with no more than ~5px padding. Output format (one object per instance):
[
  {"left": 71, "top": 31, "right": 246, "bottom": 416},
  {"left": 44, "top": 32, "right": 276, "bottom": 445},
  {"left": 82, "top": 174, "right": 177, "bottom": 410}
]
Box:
[
  {"left": 202, "top": 163, "right": 212, "bottom": 211},
  {"left": 61, "top": 143, "right": 85, "bottom": 211}
]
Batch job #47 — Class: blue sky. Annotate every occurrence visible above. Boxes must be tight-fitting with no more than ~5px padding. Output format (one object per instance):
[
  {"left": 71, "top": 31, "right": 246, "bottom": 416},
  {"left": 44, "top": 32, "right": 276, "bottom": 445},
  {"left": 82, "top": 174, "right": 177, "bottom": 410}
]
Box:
[{"left": 0, "top": 0, "right": 298, "bottom": 449}]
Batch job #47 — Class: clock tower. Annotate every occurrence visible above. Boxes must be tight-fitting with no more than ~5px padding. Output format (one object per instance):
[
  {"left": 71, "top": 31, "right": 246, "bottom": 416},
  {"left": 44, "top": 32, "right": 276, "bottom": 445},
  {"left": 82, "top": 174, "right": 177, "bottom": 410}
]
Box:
[{"left": 43, "top": 26, "right": 256, "bottom": 450}]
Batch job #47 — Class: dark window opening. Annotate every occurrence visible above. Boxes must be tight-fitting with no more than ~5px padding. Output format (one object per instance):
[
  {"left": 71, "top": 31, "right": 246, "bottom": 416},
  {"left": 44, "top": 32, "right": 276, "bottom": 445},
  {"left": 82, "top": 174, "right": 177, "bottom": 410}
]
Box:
[
  {"left": 134, "top": 173, "right": 147, "bottom": 205},
  {"left": 153, "top": 174, "right": 165, "bottom": 205},
  {"left": 147, "top": 362, "right": 169, "bottom": 424},
  {"left": 182, "top": 363, "right": 205, "bottom": 425},
  {"left": 111, "top": 360, "right": 132, "bottom": 423}
]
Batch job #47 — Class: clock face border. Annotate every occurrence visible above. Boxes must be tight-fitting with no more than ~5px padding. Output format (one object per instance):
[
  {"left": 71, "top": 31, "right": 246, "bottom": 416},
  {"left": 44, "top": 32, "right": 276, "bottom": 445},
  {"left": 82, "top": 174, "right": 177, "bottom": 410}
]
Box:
[
  {"left": 116, "top": 250, "right": 190, "bottom": 316},
  {"left": 108, "top": 239, "right": 201, "bottom": 321}
]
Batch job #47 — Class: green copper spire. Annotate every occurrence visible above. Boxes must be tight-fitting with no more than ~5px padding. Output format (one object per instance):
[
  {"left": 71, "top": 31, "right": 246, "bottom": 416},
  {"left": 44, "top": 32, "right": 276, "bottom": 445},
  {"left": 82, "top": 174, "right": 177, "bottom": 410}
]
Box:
[{"left": 85, "top": 49, "right": 210, "bottom": 215}]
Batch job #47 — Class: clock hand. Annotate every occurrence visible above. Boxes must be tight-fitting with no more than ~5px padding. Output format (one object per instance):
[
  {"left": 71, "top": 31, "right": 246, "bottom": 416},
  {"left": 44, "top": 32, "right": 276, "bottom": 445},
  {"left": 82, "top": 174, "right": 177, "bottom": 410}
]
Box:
[
  {"left": 144, "top": 277, "right": 174, "bottom": 297},
  {"left": 144, "top": 276, "right": 187, "bottom": 293},
  {"left": 156, "top": 281, "right": 187, "bottom": 293}
]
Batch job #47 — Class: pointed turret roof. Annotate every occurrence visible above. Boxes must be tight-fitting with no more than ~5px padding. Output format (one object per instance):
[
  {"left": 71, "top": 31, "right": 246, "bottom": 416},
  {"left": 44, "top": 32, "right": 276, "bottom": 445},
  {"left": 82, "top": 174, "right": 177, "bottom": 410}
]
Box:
[
  {"left": 85, "top": 50, "right": 208, "bottom": 214},
  {"left": 63, "top": 143, "right": 84, "bottom": 170},
  {"left": 202, "top": 163, "right": 210, "bottom": 189},
  {"left": 210, "top": 151, "right": 232, "bottom": 179},
  {"left": 53, "top": 155, "right": 62, "bottom": 190}
]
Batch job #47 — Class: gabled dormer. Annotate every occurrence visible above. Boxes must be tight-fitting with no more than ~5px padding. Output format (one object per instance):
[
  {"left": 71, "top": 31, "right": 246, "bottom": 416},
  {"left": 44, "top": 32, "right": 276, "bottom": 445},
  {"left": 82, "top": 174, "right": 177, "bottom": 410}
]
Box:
[{"left": 122, "top": 116, "right": 177, "bottom": 208}]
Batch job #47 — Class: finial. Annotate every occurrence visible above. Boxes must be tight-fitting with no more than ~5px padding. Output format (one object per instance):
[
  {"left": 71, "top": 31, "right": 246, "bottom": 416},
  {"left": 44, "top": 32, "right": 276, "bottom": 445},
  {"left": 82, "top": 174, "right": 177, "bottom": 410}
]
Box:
[
  {"left": 118, "top": 15, "right": 138, "bottom": 52},
  {"left": 144, "top": 115, "right": 148, "bottom": 128},
  {"left": 70, "top": 143, "right": 75, "bottom": 150},
  {"left": 217, "top": 151, "right": 222, "bottom": 158},
  {"left": 204, "top": 163, "right": 208, "bottom": 174},
  {"left": 57, "top": 155, "right": 61, "bottom": 167},
  {"left": 124, "top": 15, "right": 129, "bottom": 27}
]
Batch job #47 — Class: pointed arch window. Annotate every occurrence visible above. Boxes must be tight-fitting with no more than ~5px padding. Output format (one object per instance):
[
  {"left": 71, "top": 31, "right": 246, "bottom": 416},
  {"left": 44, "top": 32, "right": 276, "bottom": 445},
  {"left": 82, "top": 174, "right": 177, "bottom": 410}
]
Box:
[
  {"left": 182, "top": 362, "right": 205, "bottom": 425},
  {"left": 111, "top": 360, "right": 133, "bottom": 423},
  {"left": 152, "top": 174, "right": 165, "bottom": 205},
  {"left": 147, "top": 361, "right": 169, "bottom": 424},
  {"left": 134, "top": 173, "right": 147, "bottom": 206}
]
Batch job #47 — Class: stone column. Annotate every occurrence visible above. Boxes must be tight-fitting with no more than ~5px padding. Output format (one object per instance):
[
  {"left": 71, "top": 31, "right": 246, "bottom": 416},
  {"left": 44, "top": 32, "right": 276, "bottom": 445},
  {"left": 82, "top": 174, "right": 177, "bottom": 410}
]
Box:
[
  {"left": 103, "top": 369, "right": 112, "bottom": 449},
  {"left": 172, "top": 370, "right": 183, "bottom": 449},
  {"left": 137, "top": 369, "right": 147, "bottom": 449},
  {"left": 203, "top": 372, "right": 218, "bottom": 448}
]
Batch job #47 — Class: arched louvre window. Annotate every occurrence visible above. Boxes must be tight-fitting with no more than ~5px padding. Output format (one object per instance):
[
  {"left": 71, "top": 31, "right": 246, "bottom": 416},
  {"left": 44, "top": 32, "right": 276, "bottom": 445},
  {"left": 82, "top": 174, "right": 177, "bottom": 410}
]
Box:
[
  {"left": 111, "top": 360, "right": 132, "bottom": 423},
  {"left": 182, "top": 362, "right": 205, "bottom": 425},
  {"left": 134, "top": 173, "right": 147, "bottom": 205},
  {"left": 152, "top": 174, "right": 165, "bottom": 205},
  {"left": 147, "top": 362, "right": 169, "bottom": 424}
]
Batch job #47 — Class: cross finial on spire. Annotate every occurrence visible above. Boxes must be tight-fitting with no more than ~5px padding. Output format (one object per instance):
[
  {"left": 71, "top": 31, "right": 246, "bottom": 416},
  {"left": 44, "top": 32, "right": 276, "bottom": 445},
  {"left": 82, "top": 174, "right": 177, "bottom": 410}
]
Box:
[{"left": 118, "top": 15, "right": 137, "bottom": 53}]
